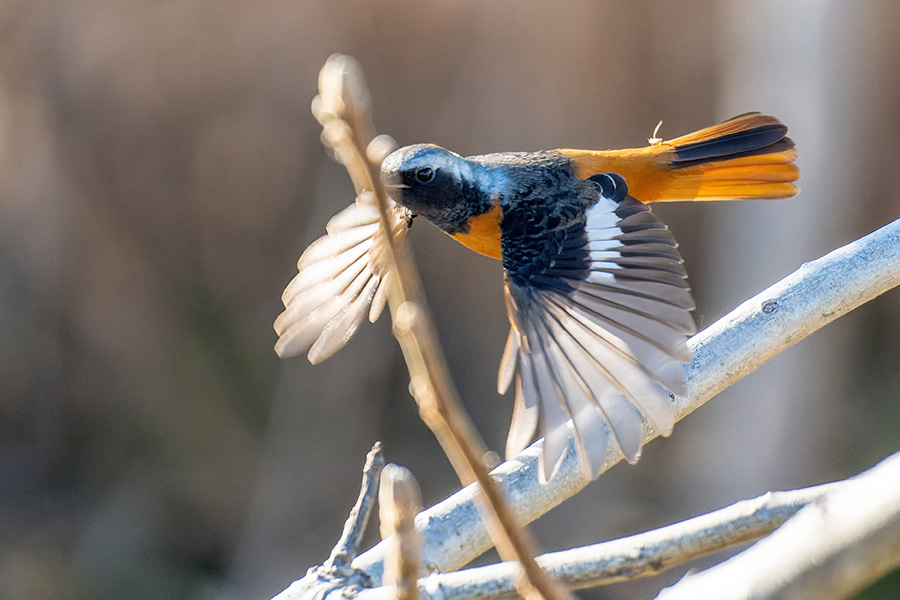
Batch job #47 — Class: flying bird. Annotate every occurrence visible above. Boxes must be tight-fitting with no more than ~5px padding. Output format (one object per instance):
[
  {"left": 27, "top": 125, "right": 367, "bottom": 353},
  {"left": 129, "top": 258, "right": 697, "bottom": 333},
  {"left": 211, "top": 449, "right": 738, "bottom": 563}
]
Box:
[{"left": 274, "top": 112, "right": 800, "bottom": 481}]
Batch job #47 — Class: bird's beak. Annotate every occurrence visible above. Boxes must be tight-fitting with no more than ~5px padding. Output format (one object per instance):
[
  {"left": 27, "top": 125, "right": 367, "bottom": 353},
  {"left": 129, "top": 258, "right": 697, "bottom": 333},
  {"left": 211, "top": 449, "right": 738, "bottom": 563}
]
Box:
[
  {"left": 380, "top": 171, "right": 410, "bottom": 197},
  {"left": 379, "top": 169, "right": 403, "bottom": 188}
]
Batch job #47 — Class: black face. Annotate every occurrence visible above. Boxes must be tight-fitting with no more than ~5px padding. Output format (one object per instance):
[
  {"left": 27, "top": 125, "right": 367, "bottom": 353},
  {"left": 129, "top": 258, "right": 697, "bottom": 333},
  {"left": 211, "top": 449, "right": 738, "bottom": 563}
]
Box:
[{"left": 380, "top": 144, "right": 491, "bottom": 234}]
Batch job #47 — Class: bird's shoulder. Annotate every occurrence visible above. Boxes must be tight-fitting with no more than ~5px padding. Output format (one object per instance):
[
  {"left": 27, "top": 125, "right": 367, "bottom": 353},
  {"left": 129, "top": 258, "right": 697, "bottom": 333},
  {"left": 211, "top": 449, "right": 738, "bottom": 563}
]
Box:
[{"left": 487, "top": 153, "right": 602, "bottom": 286}]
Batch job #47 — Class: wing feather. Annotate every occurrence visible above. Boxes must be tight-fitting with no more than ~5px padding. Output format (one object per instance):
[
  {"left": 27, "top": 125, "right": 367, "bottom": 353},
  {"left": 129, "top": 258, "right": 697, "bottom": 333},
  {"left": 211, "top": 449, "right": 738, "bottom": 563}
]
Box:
[
  {"left": 499, "top": 190, "right": 693, "bottom": 479},
  {"left": 295, "top": 223, "right": 378, "bottom": 272},
  {"left": 275, "top": 263, "right": 374, "bottom": 360},
  {"left": 497, "top": 326, "right": 520, "bottom": 395},
  {"left": 274, "top": 194, "right": 412, "bottom": 361},
  {"left": 531, "top": 296, "right": 636, "bottom": 472},
  {"left": 540, "top": 293, "right": 677, "bottom": 435},
  {"left": 538, "top": 291, "right": 648, "bottom": 463},
  {"left": 581, "top": 278, "right": 695, "bottom": 310},
  {"left": 278, "top": 249, "right": 370, "bottom": 316},
  {"left": 542, "top": 292, "right": 687, "bottom": 394},
  {"left": 542, "top": 342, "right": 612, "bottom": 479},
  {"left": 525, "top": 324, "right": 572, "bottom": 483},
  {"left": 566, "top": 283, "right": 696, "bottom": 333},
  {"left": 368, "top": 270, "right": 392, "bottom": 322},
  {"left": 307, "top": 276, "right": 380, "bottom": 364},
  {"left": 507, "top": 348, "right": 540, "bottom": 461}
]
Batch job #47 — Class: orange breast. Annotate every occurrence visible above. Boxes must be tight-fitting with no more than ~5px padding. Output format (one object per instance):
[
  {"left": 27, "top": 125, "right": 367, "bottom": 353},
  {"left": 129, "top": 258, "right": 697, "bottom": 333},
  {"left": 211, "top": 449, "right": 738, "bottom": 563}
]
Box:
[{"left": 449, "top": 201, "right": 503, "bottom": 260}]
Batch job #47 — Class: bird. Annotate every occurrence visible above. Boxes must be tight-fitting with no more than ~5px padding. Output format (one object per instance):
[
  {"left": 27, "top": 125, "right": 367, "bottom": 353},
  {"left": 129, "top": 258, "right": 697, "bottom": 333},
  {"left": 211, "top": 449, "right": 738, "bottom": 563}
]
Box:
[{"left": 274, "top": 112, "right": 800, "bottom": 482}]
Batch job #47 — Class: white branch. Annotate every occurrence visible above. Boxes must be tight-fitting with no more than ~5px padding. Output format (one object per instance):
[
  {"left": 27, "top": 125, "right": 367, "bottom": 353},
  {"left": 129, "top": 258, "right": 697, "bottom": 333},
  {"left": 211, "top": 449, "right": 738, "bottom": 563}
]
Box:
[
  {"left": 352, "top": 218, "right": 900, "bottom": 583},
  {"left": 350, "top": 479, "right": 844, "bottom": 600},
  {"left": 654, "top": 451, "right": 900, "bottom": 600},
  {"left": 325, "top": 444, "right": 385, "bottom": 572}
]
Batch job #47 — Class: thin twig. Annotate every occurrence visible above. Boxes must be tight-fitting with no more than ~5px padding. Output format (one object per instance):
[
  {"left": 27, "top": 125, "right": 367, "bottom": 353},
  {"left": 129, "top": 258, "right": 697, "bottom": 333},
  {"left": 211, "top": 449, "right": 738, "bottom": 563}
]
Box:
[
  {"left": 350, "top": 479, "right": 845, "bottom": 600},
  {"left": 325, "top": 442, "right": 386, "bottom": 573},
  {"left": 272, "top": 445, "right": 386, "bottom": 600},
  {"left": 313, "top": 54, "right": 570, "bottom": 600},
  {"left": 655, "top": 451, "right": 900, "bottom": 599},
  {"left": 353, "top": 217, "right": 900, "bottom": 582},
  {"left": 379, "top": 464, "right": 423, "bottom": 600}
]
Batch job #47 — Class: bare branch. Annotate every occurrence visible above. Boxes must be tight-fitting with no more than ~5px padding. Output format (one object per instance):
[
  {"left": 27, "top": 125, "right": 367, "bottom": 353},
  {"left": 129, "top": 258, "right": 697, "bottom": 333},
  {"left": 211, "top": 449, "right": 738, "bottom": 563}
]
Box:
[
  {"left": 324, "top": 443, "right": 385, "bottom": 573},
  {"left": 353, "top": 217, "right": 900, "bottom": 582},
  {"left": 380, "top": 464, "right": 423, "bottom": 600},
  {"left": 654, "top": 451, "right": 900, "bottom": 599},
  {"left": 273, "top": 445, "right": 385, "bottom": 600},
  {"left": 350, "top": 479, "right": 844, "bottom": 600}
]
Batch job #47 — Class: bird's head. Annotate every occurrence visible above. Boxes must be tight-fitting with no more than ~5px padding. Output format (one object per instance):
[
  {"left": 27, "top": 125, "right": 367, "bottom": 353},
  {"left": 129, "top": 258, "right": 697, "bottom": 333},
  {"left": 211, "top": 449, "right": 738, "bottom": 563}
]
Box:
[{"left": 380, "top": 144, "right": 491, "bottom": 234}]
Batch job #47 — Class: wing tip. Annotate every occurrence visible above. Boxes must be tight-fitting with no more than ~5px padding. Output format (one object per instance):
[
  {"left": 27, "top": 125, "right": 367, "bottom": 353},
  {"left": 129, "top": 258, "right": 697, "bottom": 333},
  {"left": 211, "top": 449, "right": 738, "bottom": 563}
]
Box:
[{"left": 273, "top": 333, "right": 304, "bottom": 360}]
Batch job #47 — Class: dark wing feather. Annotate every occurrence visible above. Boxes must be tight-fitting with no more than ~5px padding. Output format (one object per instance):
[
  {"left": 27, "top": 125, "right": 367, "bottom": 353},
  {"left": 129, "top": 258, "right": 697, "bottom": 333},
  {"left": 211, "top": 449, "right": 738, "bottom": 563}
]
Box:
[
  {"left": 274, "top": 194, "right": 412, "bottom": 363},
  {"left": 501, "top": 186, "right": 695, "bottom": 481}
]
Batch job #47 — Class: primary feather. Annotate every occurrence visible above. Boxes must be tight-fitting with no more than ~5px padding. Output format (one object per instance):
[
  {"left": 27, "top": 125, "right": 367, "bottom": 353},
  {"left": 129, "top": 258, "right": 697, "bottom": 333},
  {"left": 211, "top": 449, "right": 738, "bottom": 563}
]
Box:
[
  {"left": 500, "top": 191, "right": 693, "bottom": 481},
  {"left": 274, "top": 193, "right": 412, "bottom": 362}
]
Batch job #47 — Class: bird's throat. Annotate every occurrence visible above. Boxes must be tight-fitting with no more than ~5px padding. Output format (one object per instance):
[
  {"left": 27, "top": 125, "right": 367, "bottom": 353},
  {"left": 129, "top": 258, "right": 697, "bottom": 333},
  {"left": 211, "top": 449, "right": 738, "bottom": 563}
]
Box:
[{"left": 448, "top": 201, "right": 503, "bottom": 260}]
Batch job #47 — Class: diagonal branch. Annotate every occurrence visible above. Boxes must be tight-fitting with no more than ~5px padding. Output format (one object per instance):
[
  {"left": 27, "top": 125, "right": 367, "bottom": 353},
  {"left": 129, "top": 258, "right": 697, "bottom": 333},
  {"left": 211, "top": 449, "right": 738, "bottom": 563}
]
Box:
[
  {"left": 349, "top": 478, "right": 845, "bottom": 600},
  {"left": 654, "top": 450, "right": 900, "bottom": 599},
  {"left": 353, "top": 217, "right": 900, "bottom": 583}
]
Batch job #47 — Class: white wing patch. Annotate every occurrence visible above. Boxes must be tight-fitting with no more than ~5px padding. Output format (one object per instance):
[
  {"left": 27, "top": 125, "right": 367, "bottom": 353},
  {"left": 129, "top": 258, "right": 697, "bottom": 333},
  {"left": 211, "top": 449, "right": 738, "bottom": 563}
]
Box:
[
  {"left": 502, "top": 196, "right": 696, "bottom": 482},
  {"left": 274, "top": 194, "right": 411, "bottom": 363}
]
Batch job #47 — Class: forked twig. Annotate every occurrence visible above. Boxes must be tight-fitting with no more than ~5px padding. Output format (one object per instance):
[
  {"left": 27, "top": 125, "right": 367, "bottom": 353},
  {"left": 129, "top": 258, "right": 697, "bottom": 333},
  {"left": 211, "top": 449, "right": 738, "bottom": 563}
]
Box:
[
  {"left": 273, "top": 445, "right": 385, "bottom": 600},
  {"left": 312, "top": 54, "right": 569, "bottom": 600},
  {"left": 324, "top": 443, "right": 385, "bottom": 573}
]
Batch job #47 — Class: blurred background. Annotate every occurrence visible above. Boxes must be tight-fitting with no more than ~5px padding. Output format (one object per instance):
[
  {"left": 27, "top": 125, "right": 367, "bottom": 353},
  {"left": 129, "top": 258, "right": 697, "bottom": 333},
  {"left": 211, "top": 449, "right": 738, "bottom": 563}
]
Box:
[{"left": 2, "top": 1, "right": 900, "bottom": 599}]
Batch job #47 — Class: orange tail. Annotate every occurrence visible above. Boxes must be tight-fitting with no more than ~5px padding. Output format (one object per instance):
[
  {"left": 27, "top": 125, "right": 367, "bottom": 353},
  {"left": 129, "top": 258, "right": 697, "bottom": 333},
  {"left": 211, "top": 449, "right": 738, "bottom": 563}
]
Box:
[{"left": 562, "top": 113, "right": 800, "bottom": 203}]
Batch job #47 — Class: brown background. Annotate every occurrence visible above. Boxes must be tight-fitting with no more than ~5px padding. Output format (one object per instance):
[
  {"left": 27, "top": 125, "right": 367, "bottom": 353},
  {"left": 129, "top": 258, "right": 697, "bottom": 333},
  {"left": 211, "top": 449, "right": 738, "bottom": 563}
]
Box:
[{"left": 2, "top": 2, "right": 900, "bottom": 599}]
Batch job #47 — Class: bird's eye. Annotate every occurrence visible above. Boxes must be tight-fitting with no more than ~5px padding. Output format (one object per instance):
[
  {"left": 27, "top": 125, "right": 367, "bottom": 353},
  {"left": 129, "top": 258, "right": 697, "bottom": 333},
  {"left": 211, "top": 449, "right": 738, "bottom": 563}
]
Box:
[{"left": 414, "top": 167, "right": 435, "bottom": 183}]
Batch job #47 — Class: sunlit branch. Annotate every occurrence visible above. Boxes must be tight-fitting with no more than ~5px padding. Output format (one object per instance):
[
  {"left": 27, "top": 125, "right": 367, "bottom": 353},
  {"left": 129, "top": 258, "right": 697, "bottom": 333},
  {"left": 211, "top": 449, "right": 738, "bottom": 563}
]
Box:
[{"left": 351, "top": 478, "right": 845, "bottom": 600}]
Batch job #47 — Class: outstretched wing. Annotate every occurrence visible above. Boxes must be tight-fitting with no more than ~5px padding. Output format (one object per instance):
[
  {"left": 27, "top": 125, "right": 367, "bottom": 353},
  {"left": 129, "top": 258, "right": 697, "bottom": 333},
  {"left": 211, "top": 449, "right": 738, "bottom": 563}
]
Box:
[
  {"left": 274, "top": 193, "right": 412, "bottom": 363},
  {"left": 499, "top": 174, "right": 696, "bottom": 481}
]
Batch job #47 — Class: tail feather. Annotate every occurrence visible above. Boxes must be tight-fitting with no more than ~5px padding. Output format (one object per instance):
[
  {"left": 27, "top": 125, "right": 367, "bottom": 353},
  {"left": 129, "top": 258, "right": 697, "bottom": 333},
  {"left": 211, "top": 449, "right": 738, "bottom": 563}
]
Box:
[
  {"left": 562, "top": 112, "right": 801, "bottom": 203},
  {"left": 665, "top": 112, "right": 786, "bottom": 155}
]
